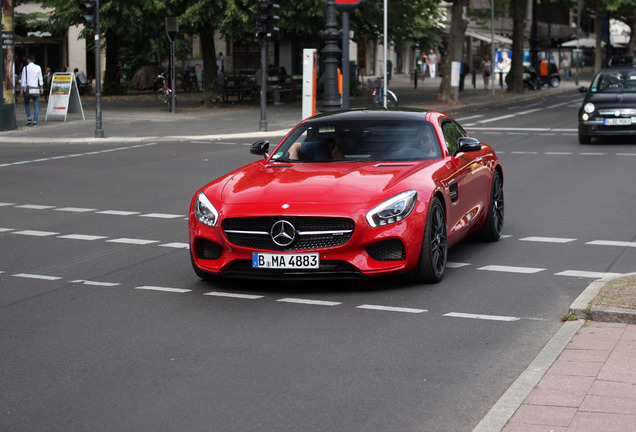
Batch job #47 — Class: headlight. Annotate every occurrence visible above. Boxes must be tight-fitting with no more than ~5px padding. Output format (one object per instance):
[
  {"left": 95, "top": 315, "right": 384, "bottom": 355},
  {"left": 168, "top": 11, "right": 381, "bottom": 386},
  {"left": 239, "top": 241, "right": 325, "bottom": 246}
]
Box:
[
  {"left": 366, "top": 190, "right": 417, "bottom": 227},
  {"left": 194, "top": 192, "right": 219, "bottom": 227},
  {"left": 584, "top": 103, "right": 595, "bottom": 114}
]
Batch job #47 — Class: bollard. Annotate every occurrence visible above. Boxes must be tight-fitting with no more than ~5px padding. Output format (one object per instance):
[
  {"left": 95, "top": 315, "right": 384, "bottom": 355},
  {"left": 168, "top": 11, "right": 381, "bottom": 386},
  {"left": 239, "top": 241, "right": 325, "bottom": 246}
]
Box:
[{"left": 414, "top": 68, "right": 418, "bottom": 89}]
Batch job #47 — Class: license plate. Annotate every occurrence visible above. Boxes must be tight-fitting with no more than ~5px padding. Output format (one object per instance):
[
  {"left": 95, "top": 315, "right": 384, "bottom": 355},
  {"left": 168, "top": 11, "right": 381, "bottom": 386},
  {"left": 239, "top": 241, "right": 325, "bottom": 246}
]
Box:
[
  {"left": 604, "top": 118, "right": 632, "bottom": 126},
  {"left": 252, "top": 252, "right": 319, "bottom": 269}
]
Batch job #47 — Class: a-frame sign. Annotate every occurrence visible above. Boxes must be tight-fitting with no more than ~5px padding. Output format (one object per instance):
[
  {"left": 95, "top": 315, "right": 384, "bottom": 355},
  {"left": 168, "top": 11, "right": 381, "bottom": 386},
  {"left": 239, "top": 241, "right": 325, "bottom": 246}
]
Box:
[{"left": 45, "top": 73, "right": 86, "bottom": 122}]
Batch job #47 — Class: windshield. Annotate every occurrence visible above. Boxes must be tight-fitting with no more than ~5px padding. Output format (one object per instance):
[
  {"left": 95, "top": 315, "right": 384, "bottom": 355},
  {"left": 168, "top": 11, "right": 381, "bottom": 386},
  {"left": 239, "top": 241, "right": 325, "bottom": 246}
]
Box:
[
  {"left": 271, "top": 120, "right": 442, "bottom": 163},
  {"left": 590, "top": 70, "right": 636, "bottom": 93}
]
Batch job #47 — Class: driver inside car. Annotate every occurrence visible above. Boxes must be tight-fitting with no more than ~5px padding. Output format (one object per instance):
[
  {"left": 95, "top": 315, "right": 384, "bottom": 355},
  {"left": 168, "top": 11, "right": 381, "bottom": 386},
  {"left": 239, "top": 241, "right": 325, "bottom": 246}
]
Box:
[{"left": 287, "top": 128, "right": 355, "bottom": 161}]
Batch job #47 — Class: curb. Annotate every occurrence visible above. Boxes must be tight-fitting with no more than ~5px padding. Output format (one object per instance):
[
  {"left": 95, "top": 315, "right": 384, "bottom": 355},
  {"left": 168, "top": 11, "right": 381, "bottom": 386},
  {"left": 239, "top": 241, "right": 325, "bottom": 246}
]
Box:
[{"left": 569, "top": 272, "right": 636, "bottom": 324}]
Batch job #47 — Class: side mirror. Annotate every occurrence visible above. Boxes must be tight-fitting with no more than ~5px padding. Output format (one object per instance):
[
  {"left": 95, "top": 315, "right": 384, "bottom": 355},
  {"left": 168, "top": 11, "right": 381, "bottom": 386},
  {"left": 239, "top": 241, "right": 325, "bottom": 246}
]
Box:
[
  {"left": 250, "top": 140, "right": 269, "bottom": 158},
  {"left": 457, "top": 137, "right": 481, "bottom": 153},
  {"left": 578, "top": 86, "right": 588, "bottom": 93}
]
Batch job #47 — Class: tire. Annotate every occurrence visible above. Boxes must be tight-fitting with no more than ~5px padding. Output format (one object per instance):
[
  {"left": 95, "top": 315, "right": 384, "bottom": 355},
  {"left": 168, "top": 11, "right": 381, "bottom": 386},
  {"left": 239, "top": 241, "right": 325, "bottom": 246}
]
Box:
[
  {"left": 410, "top": 196, "right": 447, "bottom": 284},
  {"left": 550, "top": 77, "right": 560, "bottom": 88},
  {"left": 578, "top": 132, "right": 591, "bottom": 144},
  {"left": 476, "top": 170, "right": 504, "bottom": 242},
  {"left": 387, "top": 90, "right": 398, "bottom": 107}
]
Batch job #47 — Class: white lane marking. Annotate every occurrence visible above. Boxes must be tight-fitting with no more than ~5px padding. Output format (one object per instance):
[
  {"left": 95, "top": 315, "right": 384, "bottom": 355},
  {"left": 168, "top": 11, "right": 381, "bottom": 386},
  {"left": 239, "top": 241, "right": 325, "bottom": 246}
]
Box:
[
  {"left": 586, "top": 240, "right": 636, "bottom": 247},
  {"left": 135, "top": 285, "right": 191, "bottom": 293},
  {"left": 520, "top": 236, "right": 577, "bottom": 244},
  {"left": 555, "top": 270, "right": 624, "bottom": 279},
  {"left": 107, "top": 238, "right": 159, "bottom": 245},
  {"left": 13, "top": 273, "right": 62, "bottom": 281},
  {"left": 0, "top": 202, "right": 15, "bottom": 206},
  {"left": 547, "top": 100, "right": 575, "bottom": 110},
  {"left": 581, "top": 152, "right": 605, "bottom": 156},
  {"left": 478, "top": 265, "right": 545, "bottom": 274},
  {"left": 455, "top": 114, "right": 485, "bottom": 121},
  {"left": 204, "top": 292, "right": 264, "bottom": 299},
  {"left": 12, "top": 230, "right": 59, "bottom": 237},
  {"left": 54, "top": 207, "right": 97, "bottom": 213},
  {"left": 277, "top": 298, "right": 341, "bottom": 306},
  {"left": 0, "top": 228, "right": 14, "bottom": 232},
  {"left": 14, "top": 204, "right": 55, "bottom": 210},
  {"left": 71, "top": 280, "right": 121, "bottom": 287},
  {"left": 616, "top": 153, "right": 636, "bottom": 156},
  {"left": 545, "top": 152, "right": 573, "bottom": 155},
  {"left": 356, "top": 304, "right": 427, "bottom": 314},
  {"left": 516, "top": 108, "right": 543, "bottom": 115},
  {"left": 159, "top": 242, "right": 190, "bottom": 249},
  {"left": 97, "top": 210, "right": 141, "bottom": 216},
  {"left": 140, "top": 213, "right": 185, "bottom": 219},
  {"left": 444, "top": 312, "right": 520, "bottom": 322},
  {"left": 477, "top": 114, "right": 518, "bottom": 124},
  {"left": 447, "top": 262, "right": 471, "bottom": 268},
  {"left": 510, "top": 151, "right": 538, "bottom": 155},
  {"left": 58, "top": 234, "right": 109, "bottom": 241}
]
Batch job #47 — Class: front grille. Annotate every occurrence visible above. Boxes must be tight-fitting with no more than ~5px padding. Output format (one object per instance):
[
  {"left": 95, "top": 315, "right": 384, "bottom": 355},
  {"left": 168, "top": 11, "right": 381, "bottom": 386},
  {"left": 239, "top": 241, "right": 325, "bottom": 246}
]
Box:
[
  {"left": 222, "top": 216, "right": 354, "bottom": 251},
  {"left": 366, "top": 239, "right": 406, "bottom": 261}
]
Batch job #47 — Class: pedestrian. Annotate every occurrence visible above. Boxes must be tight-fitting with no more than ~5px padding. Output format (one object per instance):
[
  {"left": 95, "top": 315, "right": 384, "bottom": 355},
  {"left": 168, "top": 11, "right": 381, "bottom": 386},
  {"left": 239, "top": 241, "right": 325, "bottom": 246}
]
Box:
[
  {"left": 20, "top": 54, "right": 43, "bottom": 127},
  {"left": 561, "top": 55, "right": 571, "bottom": 80},
  {"left": 481, "top": 56, "right": 491, "bottom": 90},
  {"left": 43, "top": 67, "right": 52, "bottom": 101},
  {"left": 427, "top": 49, "right": 437, "bottom": 78},
  {"left": 459, "top": 57, "right": 469, "bottom": 92},
  {"left": 418, "top": 52, "right": 428, "bottom": 83},
  {"left": 218, "top": 52, "right": 225, "bottom": 72}
]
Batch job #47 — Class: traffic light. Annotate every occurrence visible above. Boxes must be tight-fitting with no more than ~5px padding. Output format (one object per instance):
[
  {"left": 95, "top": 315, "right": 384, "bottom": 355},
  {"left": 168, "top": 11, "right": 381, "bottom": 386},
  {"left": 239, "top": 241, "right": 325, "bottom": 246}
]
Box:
[
  {"left": 79, "top": 1, "right": 95, "bottom": 28},
  {"left": 255, "top": 1, "right": 279, "bottom": 40}
]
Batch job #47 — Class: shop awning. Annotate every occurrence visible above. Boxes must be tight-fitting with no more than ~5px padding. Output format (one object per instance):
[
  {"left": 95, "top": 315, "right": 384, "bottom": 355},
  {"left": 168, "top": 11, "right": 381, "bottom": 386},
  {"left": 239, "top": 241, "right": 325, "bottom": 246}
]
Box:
[{"left": 465, "top": 29, "right": 512, "bottom": 46}]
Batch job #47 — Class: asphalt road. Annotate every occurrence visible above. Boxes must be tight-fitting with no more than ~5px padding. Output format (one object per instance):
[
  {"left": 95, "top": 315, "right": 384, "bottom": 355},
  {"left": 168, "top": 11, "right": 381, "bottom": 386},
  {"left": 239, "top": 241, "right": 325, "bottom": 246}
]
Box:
[{"left": 1, "top": 89, "right": 634, "bottom": 431}]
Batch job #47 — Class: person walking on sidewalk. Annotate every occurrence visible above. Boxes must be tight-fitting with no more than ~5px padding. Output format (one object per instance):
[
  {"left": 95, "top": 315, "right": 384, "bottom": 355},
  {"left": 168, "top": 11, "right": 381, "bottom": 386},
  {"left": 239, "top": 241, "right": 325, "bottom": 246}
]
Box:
[
  {"left": 20, "top": 54, "right": 44, "bottom": 127},
  {"left": 427, "top": 49, "right": 438, "bottom": 78}
]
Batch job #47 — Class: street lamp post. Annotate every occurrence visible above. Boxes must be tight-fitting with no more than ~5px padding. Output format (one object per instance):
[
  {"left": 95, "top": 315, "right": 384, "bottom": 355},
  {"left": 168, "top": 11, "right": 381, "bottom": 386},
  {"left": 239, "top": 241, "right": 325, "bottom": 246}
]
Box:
[{"left": 320, "top": 0, "right": 342, "bottom": 111}]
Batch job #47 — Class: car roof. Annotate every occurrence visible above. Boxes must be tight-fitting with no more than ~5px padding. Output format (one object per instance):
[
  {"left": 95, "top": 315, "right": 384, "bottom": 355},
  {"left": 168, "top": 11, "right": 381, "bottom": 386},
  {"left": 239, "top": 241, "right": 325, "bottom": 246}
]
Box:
[{"left": 305, "top": 108, "right": 431, "bottom": 124}]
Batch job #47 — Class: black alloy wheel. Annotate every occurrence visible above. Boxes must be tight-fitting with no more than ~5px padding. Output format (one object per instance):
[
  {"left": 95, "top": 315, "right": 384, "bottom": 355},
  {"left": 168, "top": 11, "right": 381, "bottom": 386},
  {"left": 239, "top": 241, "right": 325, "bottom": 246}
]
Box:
[
  {"left": 477, "top": 170, "right": 504, "bottom": 242},
  {"left": 410, "top": 196, "right": 447, "bottom": 284}
]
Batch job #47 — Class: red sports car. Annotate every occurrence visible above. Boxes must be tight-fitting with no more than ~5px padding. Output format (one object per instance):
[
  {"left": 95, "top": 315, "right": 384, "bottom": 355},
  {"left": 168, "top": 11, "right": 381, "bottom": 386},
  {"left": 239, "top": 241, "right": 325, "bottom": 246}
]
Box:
[{"left": 189, "top": 109, "right": 504, "bottom": 283}]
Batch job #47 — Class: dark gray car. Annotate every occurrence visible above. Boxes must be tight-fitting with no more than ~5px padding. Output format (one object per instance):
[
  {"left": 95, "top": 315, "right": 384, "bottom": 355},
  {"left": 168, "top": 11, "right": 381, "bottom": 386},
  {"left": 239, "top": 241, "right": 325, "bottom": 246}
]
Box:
[{"left": 578, "top": 67, "right": 636, "bottom": 144}]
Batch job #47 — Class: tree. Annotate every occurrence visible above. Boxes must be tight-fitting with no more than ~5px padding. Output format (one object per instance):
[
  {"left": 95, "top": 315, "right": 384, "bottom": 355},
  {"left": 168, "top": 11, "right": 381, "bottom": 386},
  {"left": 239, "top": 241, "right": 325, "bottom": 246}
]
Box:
[
  {"left": 438, "top": 0, "right": 469, "bottom": 104},
  {"left": 506, "top": 0, "right": 526, "bottom": 93}
]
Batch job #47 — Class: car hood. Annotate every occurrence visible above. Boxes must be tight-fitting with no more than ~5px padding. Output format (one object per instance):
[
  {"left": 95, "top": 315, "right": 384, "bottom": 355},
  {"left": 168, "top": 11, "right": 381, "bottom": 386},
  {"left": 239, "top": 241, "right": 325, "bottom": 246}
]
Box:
[
  {"left": 585, "top": 92, "right": 636, "bottom": 108},
  {"left": 219, "top": 161, "right": 432, "bottom": 205}
]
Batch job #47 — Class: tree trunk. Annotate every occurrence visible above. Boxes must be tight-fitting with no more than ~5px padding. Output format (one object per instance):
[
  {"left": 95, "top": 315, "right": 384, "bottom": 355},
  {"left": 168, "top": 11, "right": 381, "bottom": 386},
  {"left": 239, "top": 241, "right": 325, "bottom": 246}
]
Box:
[
  {"left": 594, "top": 0, "right": 604, "bottom": 73},
  {"left": 626, "top": 16, "right": 635, "bottom": 56},
  {"left": 103, "top": 29, "right": 120, "bottom": 94},
  {"left": 438, "top": 0, "right": 468, "bottom": 104},
  {"left": 507, "top": 0, "right": 526, "bottom": 93},
  {"left": 199, "top": 25, "right": 218, "bottom": 106}
]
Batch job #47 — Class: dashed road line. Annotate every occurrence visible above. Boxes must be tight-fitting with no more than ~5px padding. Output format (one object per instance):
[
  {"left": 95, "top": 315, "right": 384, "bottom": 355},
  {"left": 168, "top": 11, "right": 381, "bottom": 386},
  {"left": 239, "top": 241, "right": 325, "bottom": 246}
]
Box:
[
  {"left": 135, "top": 285, "right": 192, "bottom": 293},
  {"left": 71, "top": 280, "right": 121, "bottom": 287},
  {"left": 555, "top": 270, "right": 624, "bottom": 279},
  {"left": 58, "top": 234, "right": 109, "bottom": 241},
  {"left": 12, "top": 230, "right": 59, "bottom": 237},
  {"left": 478, "top": 265, "right": 545, "bottom": 274},
  {"left": 14, "top": 204, "right": 55, "bottom": 210},
  {"left": 107, "top": 238, "right": 160, "bottom": 245},
  {"left": 204, "top": 292, "right": 264, "bottom": 299},
  {"left": 586, "top": 240, "right": 636, "bottom": 248},
  {"left": 356, "top": 304, "right": 428, "bottom": 314},
  {"left": 443, "top": 312, "right": 520, "bottom": 322},
  {"left": 96, "top": 210, "right": 141, "bottom": 216},
  {"left": 159, "top": 242, "right": 190, "bottom": 249},
  {"left": 520, "top": 236, "right": 577, "bottom": 244},
  {"left": 54, "top": 207, "right": 97, "bottom": 213},
  {"left": 277, "top": 298, "right": 342, "bottom": 306},
  {"left": 140, "top": 213, "right": 184, "bottom": 219},
  {"left": 13, "top": 273, "right": 62, "bottom": 281}
]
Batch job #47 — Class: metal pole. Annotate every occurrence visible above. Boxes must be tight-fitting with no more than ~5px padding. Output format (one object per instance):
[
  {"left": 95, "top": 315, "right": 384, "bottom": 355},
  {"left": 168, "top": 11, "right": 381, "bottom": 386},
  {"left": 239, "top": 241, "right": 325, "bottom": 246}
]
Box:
[
  {"left": 170, "top": 39, "right": 176, "bottom": 113},
  {"left": 342, "top": 11, "right": 350, "bottom": 109},
  {"left": 383, "top": 0, "right": 387, "bottom": 108},
  {"left": 94, "top": 0, "right": 103, "bottom": 137},
  {"left": 575, "top": 0, "right": 581, "bottom": 85},
  {"left": 320, "top": 0, "right": 342, "bottom": 111},
  {"left": 491, "top": 0, "right": 495, "bottom": 98},
  {"left": 259, "top": 39, "right": 267, "bottom": 131}
]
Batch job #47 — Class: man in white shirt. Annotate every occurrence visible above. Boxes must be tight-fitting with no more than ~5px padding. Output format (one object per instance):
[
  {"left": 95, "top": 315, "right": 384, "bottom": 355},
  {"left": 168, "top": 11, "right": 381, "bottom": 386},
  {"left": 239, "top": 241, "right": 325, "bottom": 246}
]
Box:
[
  {"left": 427, "top": 50, "right": 438, "bottom": 78},
  {"left": 20, "top": 55, "right": 44, "bottom": 126}
]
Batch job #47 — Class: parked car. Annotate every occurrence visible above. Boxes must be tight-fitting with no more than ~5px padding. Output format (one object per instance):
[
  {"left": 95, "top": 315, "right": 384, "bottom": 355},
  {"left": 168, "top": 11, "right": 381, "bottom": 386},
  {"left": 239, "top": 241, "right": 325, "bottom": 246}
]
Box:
[
  {"left": 189, "top": 109, "right": 504, "bottom": 283},
  {"left": 607, "top": 55, "right": 636, "bottom": 68},
  {"left": 578, "top": 67, "right": 636, "bottom": 144}
]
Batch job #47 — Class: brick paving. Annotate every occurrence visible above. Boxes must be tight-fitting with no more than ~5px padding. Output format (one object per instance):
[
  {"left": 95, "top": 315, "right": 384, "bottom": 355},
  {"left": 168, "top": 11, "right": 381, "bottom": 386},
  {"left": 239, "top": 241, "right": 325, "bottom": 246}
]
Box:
[{"left": 502, "top": 322, "right": 636, "bottom": 432}]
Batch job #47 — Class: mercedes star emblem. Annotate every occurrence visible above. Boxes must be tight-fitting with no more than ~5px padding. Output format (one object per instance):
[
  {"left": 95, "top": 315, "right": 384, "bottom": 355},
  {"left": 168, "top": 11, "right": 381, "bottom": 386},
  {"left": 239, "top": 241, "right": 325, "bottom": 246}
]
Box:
[{"left": 270, "top": 220, "right": 296, "bottom": 247}]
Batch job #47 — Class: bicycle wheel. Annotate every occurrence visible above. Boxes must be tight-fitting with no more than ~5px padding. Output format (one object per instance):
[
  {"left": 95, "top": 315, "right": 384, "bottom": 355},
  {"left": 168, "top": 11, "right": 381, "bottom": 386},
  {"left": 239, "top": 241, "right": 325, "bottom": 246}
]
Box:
[{"left": 387, "top": 90, "right": 398, "bottom": 107}]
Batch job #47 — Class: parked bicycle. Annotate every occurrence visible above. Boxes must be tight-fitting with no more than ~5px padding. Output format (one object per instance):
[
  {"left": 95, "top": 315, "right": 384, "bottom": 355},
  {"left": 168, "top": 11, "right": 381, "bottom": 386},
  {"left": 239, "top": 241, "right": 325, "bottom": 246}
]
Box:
[
  {"left": 180, "top": 66, "right": 199, "bottom": 92},
  {"left": 155, "top": 72, "right": 175, "bottom": 110},
  {"left": 369, "top": 77, "right": 398, "bottom": 108}
]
